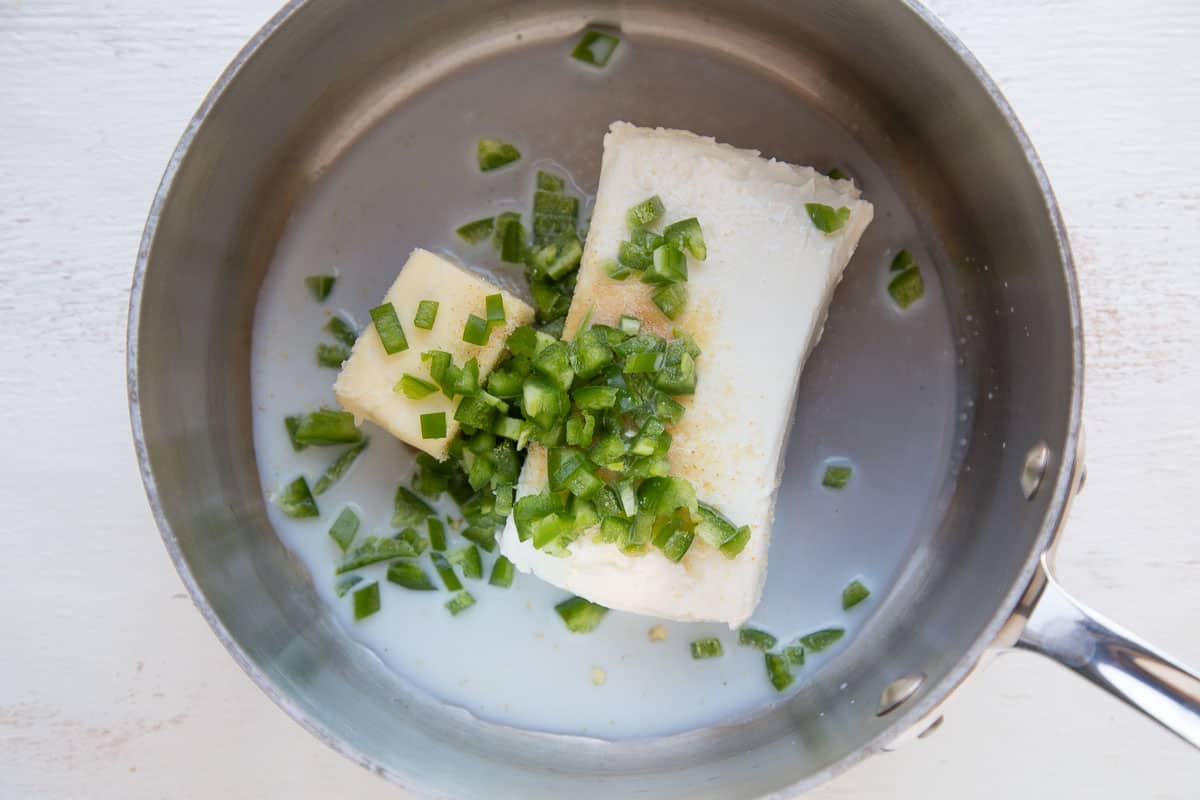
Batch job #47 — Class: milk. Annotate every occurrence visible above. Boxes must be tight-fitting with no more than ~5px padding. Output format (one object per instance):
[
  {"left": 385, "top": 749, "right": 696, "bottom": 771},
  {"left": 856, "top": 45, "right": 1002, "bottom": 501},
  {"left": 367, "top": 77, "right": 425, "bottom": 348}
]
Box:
[{"left": 250, "top": 148, "right": 958, "bottom": 738}]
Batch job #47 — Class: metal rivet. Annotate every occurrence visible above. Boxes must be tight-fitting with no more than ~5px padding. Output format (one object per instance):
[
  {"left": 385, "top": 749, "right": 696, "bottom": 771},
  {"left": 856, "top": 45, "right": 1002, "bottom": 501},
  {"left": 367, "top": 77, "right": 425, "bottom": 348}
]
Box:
[
  {"left": 877, "top": 673, "right": 925, "bottom": 716},
  {"left": 1020, "top": 441, "right": 1050, "bottom": 499},
  {"left": 917, "top": 715, "right": 944, "bottom": 738}
]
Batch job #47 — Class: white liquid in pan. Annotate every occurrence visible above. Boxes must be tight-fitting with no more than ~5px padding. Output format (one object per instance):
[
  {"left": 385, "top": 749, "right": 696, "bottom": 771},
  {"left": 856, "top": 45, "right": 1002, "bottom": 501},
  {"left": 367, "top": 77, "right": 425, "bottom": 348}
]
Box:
[{"left": 250, "top": 89, "right": 960, "bottom": 737}]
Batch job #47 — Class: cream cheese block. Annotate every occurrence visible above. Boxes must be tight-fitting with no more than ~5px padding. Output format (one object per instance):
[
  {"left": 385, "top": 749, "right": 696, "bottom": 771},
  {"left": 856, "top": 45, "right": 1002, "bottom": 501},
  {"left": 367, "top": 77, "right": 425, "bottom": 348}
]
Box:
[
  {"left": 334, "top": 248, "right": 535, "bottom": 460},
  {"left": 499, "top": 123, "right": 874, "bottom": 626}
]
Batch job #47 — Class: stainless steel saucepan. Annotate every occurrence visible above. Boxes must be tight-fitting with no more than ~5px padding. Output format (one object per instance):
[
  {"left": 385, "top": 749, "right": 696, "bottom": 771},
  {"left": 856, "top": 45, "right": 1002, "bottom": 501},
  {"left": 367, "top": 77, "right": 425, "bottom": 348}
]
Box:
[{"left": 127, "top": 1, "right": 1200, "bottom": 796}]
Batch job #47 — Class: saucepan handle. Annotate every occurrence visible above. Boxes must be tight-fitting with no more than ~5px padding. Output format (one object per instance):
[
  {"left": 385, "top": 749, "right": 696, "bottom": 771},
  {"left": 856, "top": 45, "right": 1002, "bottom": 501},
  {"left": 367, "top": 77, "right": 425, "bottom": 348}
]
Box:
[{"left": 1016, "top": 556, "right": 1200, "bottom": 748}]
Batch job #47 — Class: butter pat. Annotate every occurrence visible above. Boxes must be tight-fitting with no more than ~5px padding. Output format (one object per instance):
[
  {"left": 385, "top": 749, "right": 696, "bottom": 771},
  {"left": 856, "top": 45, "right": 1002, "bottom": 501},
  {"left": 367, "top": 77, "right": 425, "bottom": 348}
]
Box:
[
  {"left": 500, "top": 123, "right": 874, "bottom": 626},
  {"left": 334, "top": 248, "right": 534, "bottom": 459}
]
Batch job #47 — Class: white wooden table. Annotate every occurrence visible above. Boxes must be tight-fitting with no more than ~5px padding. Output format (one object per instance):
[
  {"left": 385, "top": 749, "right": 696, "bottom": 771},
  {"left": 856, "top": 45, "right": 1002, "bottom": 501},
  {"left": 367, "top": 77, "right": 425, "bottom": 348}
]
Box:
[{"left": 2, "top": 1, "right": 1197, "bottom": 797}]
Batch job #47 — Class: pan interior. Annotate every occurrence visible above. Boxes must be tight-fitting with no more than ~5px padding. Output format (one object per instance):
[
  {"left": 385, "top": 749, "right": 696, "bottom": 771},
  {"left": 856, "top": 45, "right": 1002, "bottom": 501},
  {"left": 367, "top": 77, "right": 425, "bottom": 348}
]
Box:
[{"left": 133, "top": 1, "right": 1077, "bottom": 797}]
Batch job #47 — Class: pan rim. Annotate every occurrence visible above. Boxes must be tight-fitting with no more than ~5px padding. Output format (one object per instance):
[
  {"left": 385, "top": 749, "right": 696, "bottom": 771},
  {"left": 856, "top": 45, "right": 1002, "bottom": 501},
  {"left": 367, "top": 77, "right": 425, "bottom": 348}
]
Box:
[{"left": 125, "top": 0, "right": 1084, "bottom": 796}]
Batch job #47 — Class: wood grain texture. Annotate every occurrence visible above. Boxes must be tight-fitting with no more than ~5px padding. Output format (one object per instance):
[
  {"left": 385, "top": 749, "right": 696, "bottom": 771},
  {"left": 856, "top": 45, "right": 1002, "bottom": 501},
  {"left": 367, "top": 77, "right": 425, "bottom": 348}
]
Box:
[{"left": 1, "top": 0, "right": 1196, "bottom": 797}]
